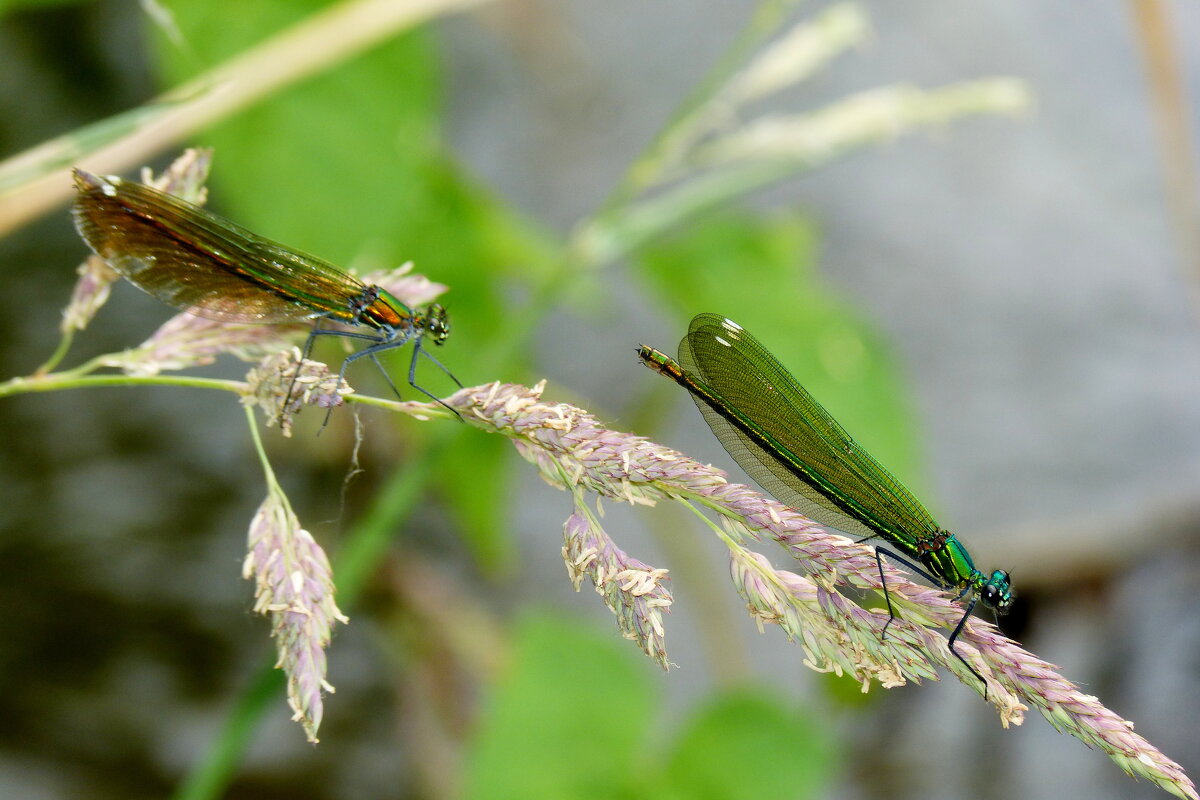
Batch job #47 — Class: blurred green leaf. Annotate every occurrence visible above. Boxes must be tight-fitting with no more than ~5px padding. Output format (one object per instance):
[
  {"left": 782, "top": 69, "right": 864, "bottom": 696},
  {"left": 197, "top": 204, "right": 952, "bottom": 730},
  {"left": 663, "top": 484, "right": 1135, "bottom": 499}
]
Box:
[
  {"left": 436, "top": 433, "right": 513, "bottom": 570},
  {"left": 0, "top": 0, "right": 80, "bottom": 15},
  {"left": 150, "top": 0, "right": 442, "bottom": 265},
  {"left": 820, "top": 669, "right": 879, "bottom": 709},
  {"left": 463, "top": 614, "right": 654, "bottom": 800},
  {"left": 408, "top": 158, "right": 558, "bottom": 355},
  {"left": 636, "top": 213, "right": 928, "bottom": 499},
  {"left": 465, "top": 614, "right": 838, "bottom": 800},
  {"left": 656, "top": 688, "right": 835, "bottom": 800}
]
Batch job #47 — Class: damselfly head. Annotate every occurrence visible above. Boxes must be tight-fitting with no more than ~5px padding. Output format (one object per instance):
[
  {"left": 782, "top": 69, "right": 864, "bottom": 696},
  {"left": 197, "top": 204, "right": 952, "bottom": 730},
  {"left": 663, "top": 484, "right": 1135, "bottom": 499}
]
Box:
[
  {"left": 980, "top": 569, "right": 1014, "bottom": 614},
  {"left": 424, "top": 303, "right": 450, "bottom": 345}
]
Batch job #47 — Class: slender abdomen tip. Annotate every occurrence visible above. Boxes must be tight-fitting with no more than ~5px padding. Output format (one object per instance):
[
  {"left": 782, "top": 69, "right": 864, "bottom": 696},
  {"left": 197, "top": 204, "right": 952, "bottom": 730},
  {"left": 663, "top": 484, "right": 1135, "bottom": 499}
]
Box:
[{"left": 72, "top": 168, "right": 120, "bottom": 196}]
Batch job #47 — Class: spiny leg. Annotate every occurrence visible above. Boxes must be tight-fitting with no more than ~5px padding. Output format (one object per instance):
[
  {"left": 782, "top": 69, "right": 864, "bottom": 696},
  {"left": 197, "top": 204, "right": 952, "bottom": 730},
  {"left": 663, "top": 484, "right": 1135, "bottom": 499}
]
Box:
[
  {"left": 368, "top": 350, "right": 404, "bottom": 400},
  {"left": 284, "top": 324, "right": 388, "bottom": 409},
  {"left": 331, "top": 334, "right": 461, "bottom": 418},
  {"left": 322, "top": 333, "right": 406, "bottom": 429},
  {"left": 851, "top": 533, "right": 906, "bottom": 640},
  {"left": 295, "top": 327, "right": 399, "bottom": 430},
  {"left": 874, "top": 547, "right": 900, "bottom": 640},
  {"left": 946, "top": 596, "right": 990, "bottom": 700},
  {"left": 408, "top": 341, "right": 462, "bottom": 418},
  {"left": 280, "top": 326, "right": 462, "bottom": 427},
  {"left": 281, "top": 320, "right": 329, "bottom": 425},
  {"left": 418, "top": 346, "right": 463, "bottom": 389},
  {"left": 868, "top": 543, "right": 992, "bottom": 699},
  {"left": 862, "top": 544, "right": 948, "bottom": 640}
]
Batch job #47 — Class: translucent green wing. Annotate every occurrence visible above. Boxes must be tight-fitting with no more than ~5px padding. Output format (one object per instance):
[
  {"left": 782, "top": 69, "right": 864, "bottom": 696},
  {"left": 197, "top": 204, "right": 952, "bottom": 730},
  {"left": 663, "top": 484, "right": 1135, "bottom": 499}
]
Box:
[{"left": 680, "top": 313, "right": 940, "bottom": 548}]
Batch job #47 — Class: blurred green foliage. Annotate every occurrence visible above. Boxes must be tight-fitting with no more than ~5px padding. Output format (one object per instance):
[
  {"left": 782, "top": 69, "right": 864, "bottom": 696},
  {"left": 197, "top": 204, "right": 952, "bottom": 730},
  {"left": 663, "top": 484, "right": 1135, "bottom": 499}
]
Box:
[
  {"left": 656, "top": 687, "right": 835, "bottom": 800},
  {"left": 0, "top": 0, "right": 77, "bottom": 15},
  {"left": 464, "top": 614, "right": 834, "bottom": 800}
]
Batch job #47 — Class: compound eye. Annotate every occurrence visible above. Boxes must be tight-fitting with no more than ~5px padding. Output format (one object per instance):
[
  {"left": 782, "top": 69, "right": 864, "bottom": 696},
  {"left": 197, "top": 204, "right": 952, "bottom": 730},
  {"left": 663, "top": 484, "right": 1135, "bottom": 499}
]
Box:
[{"left": 981, "top": 584, "right": 1000, "bottom": 606}]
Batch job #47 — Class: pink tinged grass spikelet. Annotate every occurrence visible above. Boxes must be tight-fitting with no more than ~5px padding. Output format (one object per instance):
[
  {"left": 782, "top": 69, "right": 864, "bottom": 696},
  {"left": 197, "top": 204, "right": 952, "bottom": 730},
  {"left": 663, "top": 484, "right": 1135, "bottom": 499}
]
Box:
[
  {"left": 61, "top": 254, "right": 119, "bottom": 335},
  {"left": 416, "top": 381, "right": 1196, "bottom": 800},
  {"left": 102, "top": 314, "right": 306, "bottom": 377},
  {"left": 243, "top": 485, "right": 348, "bottom": 742},
  {"left": 728, "top": 542, "right": 935, "bottom": 693},
  {"left": 241, "top": 349, "right": 354, "bottom": 437},
  {"left": 957, "top": 620, "right": 1198, "bottom": 799},
  {"left": 138, "top": 147, "right": 214, "bottom": 204},
  {"left": 562, "top": 505, "right": 672, "bottom": 668}
]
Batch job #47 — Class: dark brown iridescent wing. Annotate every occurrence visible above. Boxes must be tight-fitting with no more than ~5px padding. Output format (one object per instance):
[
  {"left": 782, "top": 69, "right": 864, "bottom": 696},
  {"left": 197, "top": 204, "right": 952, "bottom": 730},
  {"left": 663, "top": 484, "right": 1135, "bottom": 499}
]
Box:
[
  {"left": 679, "top": 313, "right": 941, "bottom": 548},
  {"left": 71, "top": 170, "right": 367, "bottom": 324}
]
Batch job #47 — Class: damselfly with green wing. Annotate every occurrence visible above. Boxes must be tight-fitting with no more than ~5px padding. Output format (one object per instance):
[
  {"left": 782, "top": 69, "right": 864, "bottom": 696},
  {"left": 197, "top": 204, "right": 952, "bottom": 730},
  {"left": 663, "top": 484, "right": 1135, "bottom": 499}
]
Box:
[{"left": 638, "top": 313, "right": 1013, "bottom": 691}]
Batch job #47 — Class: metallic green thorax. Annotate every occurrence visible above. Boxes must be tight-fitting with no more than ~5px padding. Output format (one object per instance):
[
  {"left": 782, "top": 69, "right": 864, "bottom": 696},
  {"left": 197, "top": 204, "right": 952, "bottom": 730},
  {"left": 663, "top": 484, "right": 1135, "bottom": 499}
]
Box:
[{"left": 636, "top": 316, "right": 1013, "bottom": 615}]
